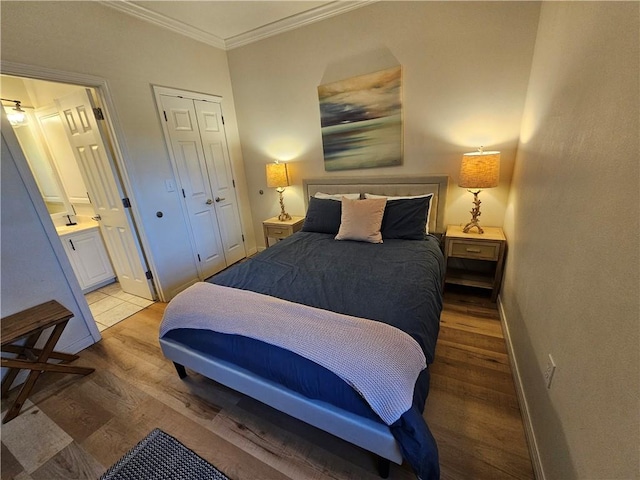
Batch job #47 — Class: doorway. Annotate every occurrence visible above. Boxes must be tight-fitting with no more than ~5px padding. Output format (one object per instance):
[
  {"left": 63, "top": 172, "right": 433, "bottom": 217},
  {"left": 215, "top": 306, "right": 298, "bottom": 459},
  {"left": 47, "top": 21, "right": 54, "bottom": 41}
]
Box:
[{"left": 1, "top": 75, "right": 155, "bottom": 331}]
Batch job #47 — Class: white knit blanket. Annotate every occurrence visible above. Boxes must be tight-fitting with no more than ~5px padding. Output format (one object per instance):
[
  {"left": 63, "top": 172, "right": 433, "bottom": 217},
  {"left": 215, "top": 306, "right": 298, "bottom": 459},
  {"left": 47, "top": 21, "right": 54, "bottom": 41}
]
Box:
[{"left": 160, "top": 282, "right": 426, "bottom": 425}]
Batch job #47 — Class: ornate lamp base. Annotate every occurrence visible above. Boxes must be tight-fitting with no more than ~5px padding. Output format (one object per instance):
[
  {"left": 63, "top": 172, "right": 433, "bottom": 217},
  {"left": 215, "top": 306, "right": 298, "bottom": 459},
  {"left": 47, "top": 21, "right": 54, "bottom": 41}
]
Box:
[
  {"left": 277, "top": 188, "right": 291, "bottom": 221},
  {"left": 463, "top": 219, "right": 484, "bottom": 234},
  {"left": 462, "top": 190, "right": 484, "bottom": 234}
]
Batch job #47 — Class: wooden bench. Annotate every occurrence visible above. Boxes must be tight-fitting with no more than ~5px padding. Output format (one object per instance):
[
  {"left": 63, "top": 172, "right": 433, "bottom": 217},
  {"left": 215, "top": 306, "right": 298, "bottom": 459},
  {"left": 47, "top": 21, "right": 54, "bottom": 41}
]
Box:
[{"left": 1, "top": 300, "right": 95, "bottom": 423}]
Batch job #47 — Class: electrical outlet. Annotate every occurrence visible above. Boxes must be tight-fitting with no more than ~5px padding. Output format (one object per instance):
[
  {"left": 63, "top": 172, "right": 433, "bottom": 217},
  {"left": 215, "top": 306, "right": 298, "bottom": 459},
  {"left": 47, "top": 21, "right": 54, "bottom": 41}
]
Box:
[{"left": 544, "top": 354, "right": 556, "bottom": 389}]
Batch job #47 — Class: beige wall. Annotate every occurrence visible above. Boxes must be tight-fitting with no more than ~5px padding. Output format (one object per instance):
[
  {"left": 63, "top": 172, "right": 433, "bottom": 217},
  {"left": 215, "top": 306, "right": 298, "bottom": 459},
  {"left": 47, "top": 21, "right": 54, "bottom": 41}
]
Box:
[
  {"left": 502, "top": 3, "right": 639, "bottom": 478},
  {"left": 1, "top": 1, "right": 255, "bottom": 300},
  {"left": 227, "top": 1, "right": 541, "bottom": 245},
  {"left": 1, "top": 128, "right": 97, "bottom": 358}
]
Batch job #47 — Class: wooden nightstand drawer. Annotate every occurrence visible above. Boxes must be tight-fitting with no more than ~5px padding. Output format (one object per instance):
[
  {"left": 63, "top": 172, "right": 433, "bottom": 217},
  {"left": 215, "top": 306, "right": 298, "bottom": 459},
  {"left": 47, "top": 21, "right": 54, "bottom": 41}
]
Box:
[
  {"left": 265, "top": 225, "right": 291, "bottom": 239},
  {"left": 449, "top": 240, "right": 501, "bottom": 261},
  {"left": 262, "top": 216, "right": 305, "bottom": 248}
]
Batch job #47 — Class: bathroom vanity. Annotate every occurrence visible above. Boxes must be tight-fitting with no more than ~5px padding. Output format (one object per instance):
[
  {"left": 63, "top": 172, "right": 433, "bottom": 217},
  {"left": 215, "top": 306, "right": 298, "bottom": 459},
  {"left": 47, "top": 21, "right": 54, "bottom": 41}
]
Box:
[{"left": 57, "top": 222, "right": 115, "bottom": 293}]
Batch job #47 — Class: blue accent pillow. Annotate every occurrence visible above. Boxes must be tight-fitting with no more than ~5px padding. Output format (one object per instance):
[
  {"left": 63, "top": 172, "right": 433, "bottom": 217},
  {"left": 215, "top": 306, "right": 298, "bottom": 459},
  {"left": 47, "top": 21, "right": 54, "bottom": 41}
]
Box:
[
  {"left": 301, "top": 197, "right": 342, "bottom": 234},
  {"left": 381, "top": 196, "right": 432, "bottom": 240}
]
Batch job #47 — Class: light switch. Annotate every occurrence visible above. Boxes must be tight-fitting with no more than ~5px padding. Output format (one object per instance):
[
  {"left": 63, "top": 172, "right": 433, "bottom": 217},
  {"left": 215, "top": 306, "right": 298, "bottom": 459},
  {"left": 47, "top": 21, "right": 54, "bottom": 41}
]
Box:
[{"left": 165, "top": 179, "right": 175, "bottom": 192}]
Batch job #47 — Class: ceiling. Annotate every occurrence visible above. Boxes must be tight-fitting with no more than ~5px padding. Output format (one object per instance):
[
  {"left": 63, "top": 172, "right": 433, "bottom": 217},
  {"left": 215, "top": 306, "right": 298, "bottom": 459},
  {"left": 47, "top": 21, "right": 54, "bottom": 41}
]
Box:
[{"left": 102, "top": 1, "right": 373, "bottom": 50}]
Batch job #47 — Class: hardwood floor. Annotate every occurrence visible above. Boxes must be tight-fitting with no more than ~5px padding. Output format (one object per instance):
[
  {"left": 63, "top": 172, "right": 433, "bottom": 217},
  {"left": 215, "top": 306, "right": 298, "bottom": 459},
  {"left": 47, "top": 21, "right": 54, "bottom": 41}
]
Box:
[{"left": 1, "top": 289, "right": 534, "bottom": 480}]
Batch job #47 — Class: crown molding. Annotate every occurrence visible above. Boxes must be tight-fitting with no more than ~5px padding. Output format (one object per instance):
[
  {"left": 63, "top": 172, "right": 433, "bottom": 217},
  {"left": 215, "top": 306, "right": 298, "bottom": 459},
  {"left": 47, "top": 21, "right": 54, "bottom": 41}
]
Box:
[
  {"left": 99, "top": 1, "right": 227, "bottom": 50},
  {"left": 99, "top": 1, "right": 375, "bottom": 51},
  {"left": 225, "top": 1, "right": 377, "bottom": 50}
]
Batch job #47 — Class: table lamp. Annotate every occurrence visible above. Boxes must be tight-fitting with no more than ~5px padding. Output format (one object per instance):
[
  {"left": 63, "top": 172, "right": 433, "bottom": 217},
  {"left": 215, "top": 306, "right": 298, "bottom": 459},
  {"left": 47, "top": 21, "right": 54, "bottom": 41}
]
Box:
[
  {"left": 266, "top": 161, "right": 291, "bottom": 221},
  {"left": 458, "top": 147, "right": 500, "bottom": 234}
]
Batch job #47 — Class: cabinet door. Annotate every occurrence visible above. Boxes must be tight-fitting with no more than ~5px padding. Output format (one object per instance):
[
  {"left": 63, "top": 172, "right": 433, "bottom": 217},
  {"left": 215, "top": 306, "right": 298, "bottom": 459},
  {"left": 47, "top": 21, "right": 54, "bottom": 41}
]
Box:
[
  {"left": 63, "top": 230, "right": 115, "bottom": 291},
  {"left": 61, "top": 236, "right": 85, "bottom": 288}
]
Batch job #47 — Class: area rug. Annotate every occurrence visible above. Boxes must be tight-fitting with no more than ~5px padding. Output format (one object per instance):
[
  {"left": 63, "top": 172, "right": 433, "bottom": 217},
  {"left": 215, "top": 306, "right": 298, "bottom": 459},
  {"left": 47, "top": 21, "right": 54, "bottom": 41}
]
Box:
[{"left": 100, "top": 428, "right": 231, "bottom": 480}]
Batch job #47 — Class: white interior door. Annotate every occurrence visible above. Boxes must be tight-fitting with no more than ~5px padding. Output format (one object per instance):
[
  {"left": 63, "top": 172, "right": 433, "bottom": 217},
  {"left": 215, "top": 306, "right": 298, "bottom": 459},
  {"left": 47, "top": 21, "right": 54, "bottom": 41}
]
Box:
[
  {"left": 194, "top": 100, "right": 246, "bottom": 265},
  {"left": 55, "top": 89, "right": 154, "bottom": 300},
  {"left": 160, "top": 94, "right": 227, "bottom": 279}
]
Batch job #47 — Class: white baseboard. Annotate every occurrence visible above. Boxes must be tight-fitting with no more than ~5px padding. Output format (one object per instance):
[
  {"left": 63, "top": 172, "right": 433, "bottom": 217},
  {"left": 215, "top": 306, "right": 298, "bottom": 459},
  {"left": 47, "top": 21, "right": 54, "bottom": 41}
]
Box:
[
  {"left": 497, "top": 296, "right": 545, "bottom": 480},
  {"left": 64, "top": 333, "right": 99, "bottom": 355}
]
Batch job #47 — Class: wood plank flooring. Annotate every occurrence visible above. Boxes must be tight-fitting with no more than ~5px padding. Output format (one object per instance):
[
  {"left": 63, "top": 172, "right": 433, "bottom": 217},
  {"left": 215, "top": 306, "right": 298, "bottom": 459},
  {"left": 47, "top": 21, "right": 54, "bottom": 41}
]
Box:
[{"left": 1, "top": 289, "right": 534, "bottom": 480}]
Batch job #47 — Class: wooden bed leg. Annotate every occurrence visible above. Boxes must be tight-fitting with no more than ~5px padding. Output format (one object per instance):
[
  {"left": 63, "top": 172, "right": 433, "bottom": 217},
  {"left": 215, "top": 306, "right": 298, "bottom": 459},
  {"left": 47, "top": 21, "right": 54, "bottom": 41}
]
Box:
[
  {"left": 377, "top": 456, "right": 390, "bottom": 478},
  {"left": 173, "top": 362, "right": 187, "bottom": 379}
]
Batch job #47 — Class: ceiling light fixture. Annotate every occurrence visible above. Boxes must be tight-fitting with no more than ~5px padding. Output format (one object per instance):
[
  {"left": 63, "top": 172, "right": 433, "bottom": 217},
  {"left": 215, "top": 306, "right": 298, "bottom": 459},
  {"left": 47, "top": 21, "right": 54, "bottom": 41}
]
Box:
[{"left": 1, "top": 98, "right": 29, "bottom": 126}]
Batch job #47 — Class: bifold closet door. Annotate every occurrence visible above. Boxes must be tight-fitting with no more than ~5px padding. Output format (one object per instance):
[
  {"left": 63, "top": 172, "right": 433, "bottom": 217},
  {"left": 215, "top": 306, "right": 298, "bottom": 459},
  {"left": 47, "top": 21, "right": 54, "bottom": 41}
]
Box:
[
  {"left": 192, "top": 100, "right": 245, "bottom": 266},
  {"left": 160, "top": 94, "right": 227, "bottom": 279}
]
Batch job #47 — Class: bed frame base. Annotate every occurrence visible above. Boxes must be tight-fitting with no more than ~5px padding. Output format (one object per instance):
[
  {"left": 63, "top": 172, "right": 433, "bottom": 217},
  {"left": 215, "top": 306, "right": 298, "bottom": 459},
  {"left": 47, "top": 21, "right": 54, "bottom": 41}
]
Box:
[
  {"left": 160, "top": 338, "right": 403, "bottom": 476},
  {"left": 378, "top": 457, "right": 391, "bottom": 478},
  {"left": 173, "top": 361, "right": 187, "bottom": 379}
]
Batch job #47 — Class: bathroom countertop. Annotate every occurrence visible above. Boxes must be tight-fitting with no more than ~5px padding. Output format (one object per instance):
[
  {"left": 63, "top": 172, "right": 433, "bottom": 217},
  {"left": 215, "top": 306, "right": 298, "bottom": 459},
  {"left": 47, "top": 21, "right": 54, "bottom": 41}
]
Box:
[{"left": 56, "top": 221, "right": 99, "bottom": 236}]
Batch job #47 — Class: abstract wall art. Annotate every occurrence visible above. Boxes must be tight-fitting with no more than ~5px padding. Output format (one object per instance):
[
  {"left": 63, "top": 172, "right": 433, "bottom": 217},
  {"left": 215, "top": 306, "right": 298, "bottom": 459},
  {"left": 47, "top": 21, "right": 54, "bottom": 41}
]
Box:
[{"left": 318, "top": 66, "right": 403, "bottom": 171}]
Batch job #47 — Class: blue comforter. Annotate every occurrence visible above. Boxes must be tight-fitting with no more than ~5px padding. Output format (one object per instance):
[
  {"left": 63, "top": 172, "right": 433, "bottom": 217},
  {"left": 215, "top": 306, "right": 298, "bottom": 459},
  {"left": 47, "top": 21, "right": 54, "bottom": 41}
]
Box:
[{"left": 164, "top": 231, "right": 444, "bottom": 479}]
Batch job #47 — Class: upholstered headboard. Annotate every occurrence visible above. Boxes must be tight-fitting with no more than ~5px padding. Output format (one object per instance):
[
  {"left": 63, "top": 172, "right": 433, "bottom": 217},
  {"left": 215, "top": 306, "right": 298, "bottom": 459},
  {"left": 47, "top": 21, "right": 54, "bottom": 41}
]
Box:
[{"left": 302, "top": 175, "right": 449, "bottom": 234}]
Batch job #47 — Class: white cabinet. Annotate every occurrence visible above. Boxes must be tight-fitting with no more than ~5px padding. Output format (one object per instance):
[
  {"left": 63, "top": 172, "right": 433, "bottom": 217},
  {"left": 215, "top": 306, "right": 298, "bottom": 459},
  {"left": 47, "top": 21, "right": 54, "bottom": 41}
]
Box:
[{"left": 59, "top": 228, "right": 115, "bottom": 292}]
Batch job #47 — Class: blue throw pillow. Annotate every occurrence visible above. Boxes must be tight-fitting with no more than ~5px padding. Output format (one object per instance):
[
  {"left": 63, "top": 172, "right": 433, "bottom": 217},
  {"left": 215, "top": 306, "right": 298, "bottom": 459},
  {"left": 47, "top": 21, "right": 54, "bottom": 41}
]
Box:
[
  {"left": 381, "top": 196, "right": 432, "bottom": 240},
  {"left": 301, "top": 197, "right": 342, "bottom": 234}
]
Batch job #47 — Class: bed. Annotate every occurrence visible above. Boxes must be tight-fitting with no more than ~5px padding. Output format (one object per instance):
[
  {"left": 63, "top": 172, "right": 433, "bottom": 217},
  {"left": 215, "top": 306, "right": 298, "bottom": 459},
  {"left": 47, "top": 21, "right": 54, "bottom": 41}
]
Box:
[{"left": 159, "top": 175, "right": 448, "bottom": 479}]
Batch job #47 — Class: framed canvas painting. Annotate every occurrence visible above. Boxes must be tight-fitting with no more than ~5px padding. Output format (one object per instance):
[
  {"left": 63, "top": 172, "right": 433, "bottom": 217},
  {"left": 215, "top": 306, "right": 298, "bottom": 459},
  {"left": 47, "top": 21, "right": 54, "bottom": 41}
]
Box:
[{"left": 318, "top": 66, "right": 403, "bottom": 171}]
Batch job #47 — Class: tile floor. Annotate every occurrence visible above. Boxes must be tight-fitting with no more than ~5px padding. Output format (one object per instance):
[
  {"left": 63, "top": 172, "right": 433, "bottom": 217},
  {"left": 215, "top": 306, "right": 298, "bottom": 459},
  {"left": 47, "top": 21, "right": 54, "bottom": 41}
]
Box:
[{"left": 85, "top": 282, "right": 154, "bottom": 332}]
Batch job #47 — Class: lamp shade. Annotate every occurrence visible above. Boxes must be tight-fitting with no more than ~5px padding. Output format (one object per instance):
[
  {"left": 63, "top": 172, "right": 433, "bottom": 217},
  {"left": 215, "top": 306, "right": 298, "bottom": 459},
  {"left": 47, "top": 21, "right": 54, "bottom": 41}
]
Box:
[
  {"left": 459, "top": 151, "right": 500, "bottom": 189},
  {"left": 266, "top": 162, "right": 290, "bottom": 188}
]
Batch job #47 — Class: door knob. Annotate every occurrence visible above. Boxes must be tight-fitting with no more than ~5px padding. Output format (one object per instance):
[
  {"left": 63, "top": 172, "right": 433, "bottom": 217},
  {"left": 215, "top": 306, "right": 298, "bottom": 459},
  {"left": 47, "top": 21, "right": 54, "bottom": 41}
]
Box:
[
  {"left": 215, "top": 197, "right": 225, "bottom": 202},
  {"left": 206, "top": 199, "right": 213, "bottom": 205},
  {"left": 92, "top": 214, "right": 102, "bottom": 221}
]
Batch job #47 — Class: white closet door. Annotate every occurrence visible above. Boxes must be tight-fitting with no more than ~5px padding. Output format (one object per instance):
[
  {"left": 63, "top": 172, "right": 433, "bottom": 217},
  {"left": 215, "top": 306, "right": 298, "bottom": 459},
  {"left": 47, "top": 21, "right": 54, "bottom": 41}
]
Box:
[
  {"left": 160, "top": 94, "right": 226, "bottom": 279},
  {"left": 194, "top": 100, "right": 246, "bottom": 266}
]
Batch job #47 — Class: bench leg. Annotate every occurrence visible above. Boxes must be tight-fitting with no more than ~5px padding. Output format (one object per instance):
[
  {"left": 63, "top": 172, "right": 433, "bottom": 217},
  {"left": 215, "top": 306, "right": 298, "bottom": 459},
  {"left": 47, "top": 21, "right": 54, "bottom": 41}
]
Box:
[
  {"left": 3, "top": 323, "right": 68, "bottom": 424},
  {"left": 2, "top": 344, "right": 80, "bottom": 363},
  {"left": 1, "top": 332, "right": 40, "bottom": 397},
  {"left": 2, "top": 358, "right": 94, "bottom": 375}
]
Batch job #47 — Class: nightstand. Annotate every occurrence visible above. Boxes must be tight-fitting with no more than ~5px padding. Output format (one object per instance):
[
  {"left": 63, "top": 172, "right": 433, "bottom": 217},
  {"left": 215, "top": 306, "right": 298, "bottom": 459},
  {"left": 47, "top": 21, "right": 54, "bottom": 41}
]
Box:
[
  {"left": 263, "top": 216, "right": 305, "bottom": 247},
  {"left": 443, "top": 225, "right": 507, "bottom": 301}
]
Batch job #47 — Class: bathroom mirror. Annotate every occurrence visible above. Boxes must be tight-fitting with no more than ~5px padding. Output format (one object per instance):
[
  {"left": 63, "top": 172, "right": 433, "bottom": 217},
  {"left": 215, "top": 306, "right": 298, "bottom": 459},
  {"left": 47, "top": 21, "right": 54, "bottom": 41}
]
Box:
[{"left": 4, "top": 106, "right": 75, "bottom": 218}]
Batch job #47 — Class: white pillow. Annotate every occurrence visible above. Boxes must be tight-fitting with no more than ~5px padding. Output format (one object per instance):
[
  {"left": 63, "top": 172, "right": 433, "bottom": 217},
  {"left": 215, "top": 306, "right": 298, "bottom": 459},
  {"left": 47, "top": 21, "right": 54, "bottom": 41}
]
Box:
[
  {"left": 314, "top": 192, "right": 360, "bottom": 201},
  {"left": 364, "top": 193, "right": 434, "bottom": 234},
  {"left": 335, "top": 197, "right": 387, "bottom": 243}
]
